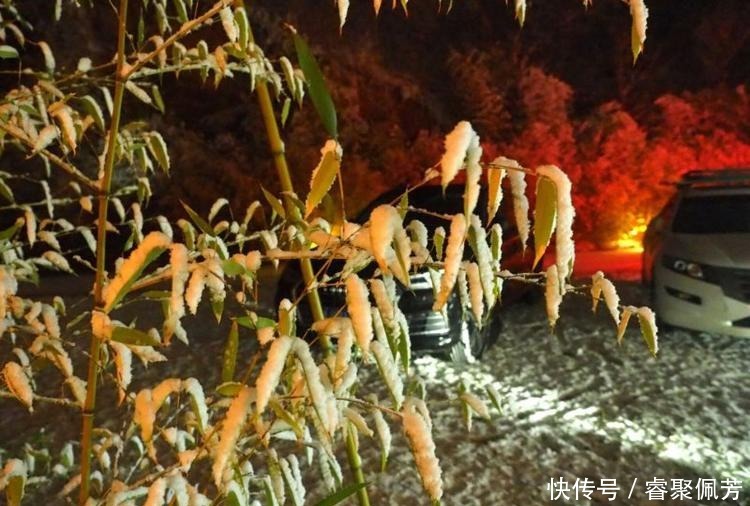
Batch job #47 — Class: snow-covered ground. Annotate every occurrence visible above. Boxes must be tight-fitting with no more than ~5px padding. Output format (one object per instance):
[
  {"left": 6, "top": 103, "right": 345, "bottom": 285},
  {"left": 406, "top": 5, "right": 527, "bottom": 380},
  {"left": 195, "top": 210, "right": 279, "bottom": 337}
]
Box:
[{"left": 312, "top": 282, "right": 750, "bottom": 505}]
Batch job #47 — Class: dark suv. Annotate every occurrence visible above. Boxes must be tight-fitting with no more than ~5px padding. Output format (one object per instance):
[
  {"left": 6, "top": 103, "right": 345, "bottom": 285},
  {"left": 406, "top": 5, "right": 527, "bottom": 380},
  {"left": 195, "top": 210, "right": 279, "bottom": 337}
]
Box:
[{"left": 276, "top": 183, "right": 532, "bottom": 360}]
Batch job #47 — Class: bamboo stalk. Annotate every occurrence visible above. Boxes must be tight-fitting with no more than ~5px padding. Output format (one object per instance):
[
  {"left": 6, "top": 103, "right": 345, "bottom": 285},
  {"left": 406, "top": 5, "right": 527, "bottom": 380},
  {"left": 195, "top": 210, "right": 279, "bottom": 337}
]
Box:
[{"left": 78, "top": 0, "right": 129, "bottom": 503}]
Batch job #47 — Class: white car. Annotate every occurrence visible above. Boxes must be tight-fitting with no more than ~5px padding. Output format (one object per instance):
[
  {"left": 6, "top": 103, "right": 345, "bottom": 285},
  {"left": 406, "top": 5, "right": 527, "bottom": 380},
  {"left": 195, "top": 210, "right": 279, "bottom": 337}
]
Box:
[{"left": 642, "top": 169, "right": 750, "bottom": 337}]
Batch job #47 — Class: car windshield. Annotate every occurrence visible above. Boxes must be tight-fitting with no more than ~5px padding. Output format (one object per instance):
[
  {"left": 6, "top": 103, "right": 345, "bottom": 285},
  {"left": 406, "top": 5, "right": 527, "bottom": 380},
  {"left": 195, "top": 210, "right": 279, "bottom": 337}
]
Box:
[{"left": 672, "top": 194, "right": 750, "bottom": 234}]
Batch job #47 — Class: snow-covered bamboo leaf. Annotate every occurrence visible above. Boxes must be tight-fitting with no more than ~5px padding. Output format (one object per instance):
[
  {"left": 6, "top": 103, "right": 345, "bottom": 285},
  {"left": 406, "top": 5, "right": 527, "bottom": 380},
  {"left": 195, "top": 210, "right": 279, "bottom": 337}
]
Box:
[
  {"left": 486, "top": 166, "right": 505, "bottom": 224},
  {"left": 433, "top": 214, "right": 466, "bottom": 311},
  {"left": 439, "top": 121, "right": 475, "bottom": 189},
  {"left": 544, "top": 264, "right": 562, "bottom": 329},
  {"left": 515, "top": 0, "right": 526, "bottom": 26},
  {"left": 125, "top": 81, "right": 152, "bottom": 105},
  {"left": 39, "top": 41, "right": 55, "bottom": 73},
  {"left": 293, "top": 30, "right": 338, "bottom": 138},
  {"left": 146, "top": 132, "right": 170, "bottom": 174},
  {"left": 537, "top": 165, "right": 575, "bottom": 288},
  {"left": 32, "top": 124, "right": 57, "bottom": 154},
  {"left": 630, "top": 0, "right": 649, "bottom": 63},
  {"left": 220, "top": 7, "right": 238, "bottom": 43},
  {"left": 235, "top": 7, "right": 250, "bottom": 50},
  {"left": 213, "top": 386, "right": 253, "bottom": 487},
  {"left": 306, "top": 140, "right": 341, "bottom": 217},
  {"left": 78, "top": 95, "right": 105, "bottom": 131},
  {"left": 533, "top": 176, "right": 557, "bottom": 268},
  {"left": 103, "top": 232, "right": 171, "bottom": 312},
  {"left": 110, "top": 326, "right": 160, "bottom": 346},
  {"left": 2, "top": 459, "right": 26, "bottom": 506},
  {"left": 616, "top": 306, "right": 637, "bottom": 343},
  {"left": 2, "top": 362, "right": 33, "bottom": 411},
  {"left": 636, "top": 307, "right": 658, "bottom": 356},
  {"left": 183, "top": 378, "right": 209, "bottom": 433}
]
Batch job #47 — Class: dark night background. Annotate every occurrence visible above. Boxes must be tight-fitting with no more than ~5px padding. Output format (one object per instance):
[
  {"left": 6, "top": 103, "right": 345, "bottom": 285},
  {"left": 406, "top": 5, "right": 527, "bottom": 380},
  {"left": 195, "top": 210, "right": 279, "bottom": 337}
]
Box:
[{"left": 8, "top": 0, "right": 750, "bottom": 244}]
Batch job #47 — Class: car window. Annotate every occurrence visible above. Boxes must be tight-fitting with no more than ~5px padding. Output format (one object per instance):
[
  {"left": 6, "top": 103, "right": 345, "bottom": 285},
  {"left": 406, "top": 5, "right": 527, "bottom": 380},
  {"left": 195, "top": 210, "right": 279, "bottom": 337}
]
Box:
[{"left": 672, "top": 194, "right": 750, "bottom": 234}]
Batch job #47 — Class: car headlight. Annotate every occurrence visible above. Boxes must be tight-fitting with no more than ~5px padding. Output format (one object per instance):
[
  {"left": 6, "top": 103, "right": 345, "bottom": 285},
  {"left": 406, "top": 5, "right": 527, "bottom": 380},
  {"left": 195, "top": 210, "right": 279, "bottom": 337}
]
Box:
[{"left": 662, "top": 255, "right": 704, "bottom": 279}]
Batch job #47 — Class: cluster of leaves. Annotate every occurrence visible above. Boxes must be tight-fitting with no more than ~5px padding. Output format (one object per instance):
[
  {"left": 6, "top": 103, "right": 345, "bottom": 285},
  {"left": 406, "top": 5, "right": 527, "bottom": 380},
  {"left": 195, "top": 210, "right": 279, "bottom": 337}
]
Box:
[{"left": 0, "top": 1, "right": 656, "bottom": 505}]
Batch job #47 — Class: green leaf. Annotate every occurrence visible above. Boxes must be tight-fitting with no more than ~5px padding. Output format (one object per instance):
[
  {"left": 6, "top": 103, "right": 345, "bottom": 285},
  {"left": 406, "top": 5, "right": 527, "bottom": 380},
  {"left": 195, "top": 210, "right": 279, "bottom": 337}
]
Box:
[
  {"left": 225, "top": 487, "right": 243, "bottom": 506},
  {"left": 111, "top": 326, "right": 160, "bottom": 346},
  {"left": 235, "top": 315, "right": 276, "bottom": 330},
  {"left": 636, "top": 311, "right": 658, "bottom": 357},
  {"left": 397, "top": 193, "right": 409, "bottom": 220},
  {"left": 261, "top": 186, "right": 286, "bottom": 220},
  {"left": 0, "top": 45, "right": 20, "bottom": 59},
  {"left": 181, "top": 201, "right": 215, "bottom": 237},
  {"left": 222, "top": 321, "right": 239, "bottom": 383},
  {"left": 292, "top": 30, "right": 338, "bottom": 138},
  {"left": 305, "top": 147, "right": 340, "bottom": 217},
  {"left": 152, "top": 84, "right": 165, "bottom": 113},
  {"left": 216, "top": 381, "right": 243, "bottom": 397},
  {"left": 0, "top": 178, "right": 14, "bottom": 203},
  {"left": 533, "top": 176, "right": 557, "bottom": 269},
  {"left": 222, "top": 259, "right": 247, "bottom": 277},
  {"left": 280, "top": 96, "right": 291, "bottom": 126},
  {"left": 172, "top": 0, "right": 188, "bottom": 24},
  {"left": 146, "top": 132, "right": 170, "bottom": 175},
  {"left": 397, "top": 322, "right": 410, "bottom": 373},
  {"left": 211, "top": 297, "right": 224, "bottom": 323},
  {"left": 234, "top": 7, "right": 250, "bottom": 50},
  {"left": 78, "top": 95, "right": 105, "bottom": 132},
  {"left": 6, "top": 474, "right": 25, "bottom": 506},
  {"left": 314, "top": 482, "right": 369, "bottom": 506}
]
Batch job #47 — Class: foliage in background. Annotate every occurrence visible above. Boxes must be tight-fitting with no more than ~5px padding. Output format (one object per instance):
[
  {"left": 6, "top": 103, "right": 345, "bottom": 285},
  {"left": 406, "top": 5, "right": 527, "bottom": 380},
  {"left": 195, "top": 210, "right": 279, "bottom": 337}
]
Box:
[{"left": 0, "top": 1, "right": 657, "bottom": 505}]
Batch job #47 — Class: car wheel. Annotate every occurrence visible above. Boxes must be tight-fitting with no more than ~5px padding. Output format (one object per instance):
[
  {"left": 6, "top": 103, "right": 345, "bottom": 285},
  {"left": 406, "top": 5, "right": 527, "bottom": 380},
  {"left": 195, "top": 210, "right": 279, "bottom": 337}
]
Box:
[{"left": 449, "top": 314, "right": 487, "bottom": 364}]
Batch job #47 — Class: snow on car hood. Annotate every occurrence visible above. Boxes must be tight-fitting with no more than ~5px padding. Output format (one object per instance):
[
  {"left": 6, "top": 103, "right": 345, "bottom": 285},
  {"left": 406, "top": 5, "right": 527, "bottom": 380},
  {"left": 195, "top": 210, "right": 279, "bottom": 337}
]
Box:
[{"left": 666, "top": 233, "right": 750, "bottom": 268}]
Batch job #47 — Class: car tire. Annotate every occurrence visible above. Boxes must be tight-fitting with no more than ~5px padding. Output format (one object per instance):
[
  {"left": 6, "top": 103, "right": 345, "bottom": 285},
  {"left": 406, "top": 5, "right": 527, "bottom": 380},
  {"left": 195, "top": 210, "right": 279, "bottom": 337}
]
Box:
[{"left": 448, "top": 313, "right": 491, "bottom": 364}]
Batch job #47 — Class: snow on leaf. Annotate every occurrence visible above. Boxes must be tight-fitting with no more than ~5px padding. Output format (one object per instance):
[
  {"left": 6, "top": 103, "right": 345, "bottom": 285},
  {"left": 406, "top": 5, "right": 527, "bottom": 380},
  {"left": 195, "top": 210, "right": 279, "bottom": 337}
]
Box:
[
  {"left": 110, "top": 341, "right": 132, "bottom": 404},
  {"left": 371, "top": 340, "right": 404, "bottom": 409},
  {"left": 306, "top": 140, "right": 342, "bottom": 217},
  {"left": 537, "top": 165, "right": 575, "bottom": 290},
  {"left": 630, "top": 0, "right": 649, "bottom": 63},
  {"left": 433, "top": 213, "right": 466, "bottom": 311},
  {"left": 32, "top": 124, "right": 57, "bottom": 154},
  {"left": 23, "top": 206, "right": 36, "bottom": 247},
  {"left": 636, "top": 306, "right": 658, "bottom": 356},
  {"left": 2, "top": 362, "right": 33, "bottom": 411},
  {"left": 213, "top": 385, "right": 252, "bottom": 488},
  {"left": 402, "top": 399, "right": 443, "bottom": 502},
  {"left": 469, "top": 214, "right": 496, "bottom": 308},
  {"left": 147, "top": 132, "right": 170, "bottom": 175},
  {"left": 345, "top": 274, "right": 373, "bottom": 358},
  {"left": 465, "top": 262, "right": 484, "bottom": 323},
  {"left": 439, "top": 121, "right": 476, "bottom": 189},
  {"left": 532, "top": 175, "right": 556, "bottom": 269},
  {"left": 463, "top": 134, "right": 482, "bottom": 219},
  {"left": 544, "top": 264, "right": 562, "bottom": 329},
  {"left": 369, "top": 205, "right": 402, "bottom": 274},
  {"left": 460, "top": 392, "right": 490, "bottom": 419},
  {"left": 337, "top": 0, "right": 350, "bottom": 32},
  {"left": 591, "top": 271, "right": 620, "bottom": 325},
  {"left": 515, "top": 0, "right": 526, "bottom": 26},
  {"left": 39, "top": 41, "right": 55, "bottom": 73},
  {"left": 183, "top": 378, "right": 209, "bottom": 434},
  {"left": 42, "top": 251, "right": 73, "bottom": 272},
  {"left": 143, "top": 478, "right": 166, "bottom": 506},
  {"left": 103, "top": 232, "right": 171, "bottom": 312},
  {"left": 219, "top": 7, "right": 238, "bottom": 43},
  {"left": 125, "top": 81, "right": 152, "bottom": 105},
  {"left": 505, "top": 159, "right": 529, "bottom": 249},
  {"left": 2, "top": 459, "right": 27, "bottom": 505},
  {"left": 486, "top": 164, "right": 506, "bottom": 225},
  {"left": 616, "top": 306, "right": 638, "bottom": 344},
  {"left": 255, "top": 335, "right": 294, "bottom": 415}
]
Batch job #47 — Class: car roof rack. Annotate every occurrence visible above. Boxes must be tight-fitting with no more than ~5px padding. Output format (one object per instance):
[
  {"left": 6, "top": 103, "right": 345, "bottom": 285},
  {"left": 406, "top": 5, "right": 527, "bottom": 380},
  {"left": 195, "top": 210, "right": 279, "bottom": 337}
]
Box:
[{"left": 676, "top": 168, "right": 750, "bottom": 188}]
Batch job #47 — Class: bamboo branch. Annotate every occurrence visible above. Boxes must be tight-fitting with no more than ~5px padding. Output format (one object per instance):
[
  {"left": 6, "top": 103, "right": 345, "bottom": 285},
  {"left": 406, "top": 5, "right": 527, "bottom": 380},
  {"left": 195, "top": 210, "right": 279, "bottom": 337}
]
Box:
[
  {"left": 0, "top": 122, "right": 97, "bottom": 191},
  {"left": 78, "top": 0, "right": 130, "bottom": 503},
  {"left": 0, "top": 390, "right": 79, "bottom": 409}
]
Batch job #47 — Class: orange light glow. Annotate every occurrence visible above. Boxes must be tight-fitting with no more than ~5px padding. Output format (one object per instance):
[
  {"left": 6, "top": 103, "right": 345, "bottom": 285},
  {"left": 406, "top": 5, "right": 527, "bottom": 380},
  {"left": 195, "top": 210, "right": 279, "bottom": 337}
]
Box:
[{"left": 615, "top": 218, "right": 647, "bottom": 252}]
